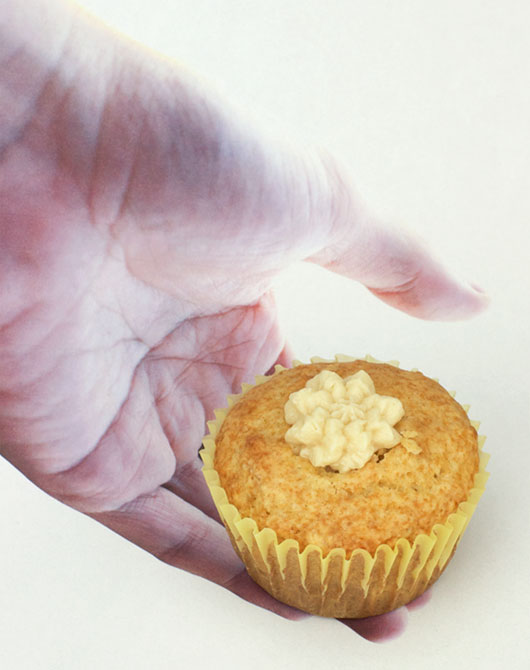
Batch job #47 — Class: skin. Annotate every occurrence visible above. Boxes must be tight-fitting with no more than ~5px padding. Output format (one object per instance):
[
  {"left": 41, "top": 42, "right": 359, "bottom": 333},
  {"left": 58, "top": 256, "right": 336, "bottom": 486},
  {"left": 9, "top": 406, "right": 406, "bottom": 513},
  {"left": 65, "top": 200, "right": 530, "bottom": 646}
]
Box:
[{"left": 0, "top": 0, "right": 488, "bottom": 641}]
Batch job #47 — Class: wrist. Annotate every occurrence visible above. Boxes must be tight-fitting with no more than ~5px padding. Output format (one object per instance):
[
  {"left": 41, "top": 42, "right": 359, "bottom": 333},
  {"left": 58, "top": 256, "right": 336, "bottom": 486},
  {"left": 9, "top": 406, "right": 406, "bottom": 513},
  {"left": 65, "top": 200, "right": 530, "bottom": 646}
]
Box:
[
  {"left": 0, "top": 0, "right": 77, "bottom": 146},
  {"left": 0, "top": 0, "right": 127, "bottom": 156}
]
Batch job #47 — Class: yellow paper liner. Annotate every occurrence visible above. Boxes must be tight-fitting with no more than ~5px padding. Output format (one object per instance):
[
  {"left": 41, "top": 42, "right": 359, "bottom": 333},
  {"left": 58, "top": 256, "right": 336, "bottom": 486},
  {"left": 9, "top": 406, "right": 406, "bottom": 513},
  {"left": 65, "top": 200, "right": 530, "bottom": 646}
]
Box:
[{"left": 200, "top": 354, "right": 490, "bottom": 618}]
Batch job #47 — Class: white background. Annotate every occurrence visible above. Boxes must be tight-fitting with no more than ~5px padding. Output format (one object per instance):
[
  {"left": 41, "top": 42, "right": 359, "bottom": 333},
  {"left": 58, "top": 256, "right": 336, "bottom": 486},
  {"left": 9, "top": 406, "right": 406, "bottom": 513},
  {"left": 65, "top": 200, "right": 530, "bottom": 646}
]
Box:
[{"left": 1, "top": 1, "right": 530, "bottom": 668}]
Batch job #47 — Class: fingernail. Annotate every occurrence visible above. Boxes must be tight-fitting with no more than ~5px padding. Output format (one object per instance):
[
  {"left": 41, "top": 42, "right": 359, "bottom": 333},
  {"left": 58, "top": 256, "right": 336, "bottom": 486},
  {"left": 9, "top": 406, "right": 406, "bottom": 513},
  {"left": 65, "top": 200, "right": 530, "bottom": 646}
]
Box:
[{"left": 469, "top": 282, "right": 488, "bottom": 295}]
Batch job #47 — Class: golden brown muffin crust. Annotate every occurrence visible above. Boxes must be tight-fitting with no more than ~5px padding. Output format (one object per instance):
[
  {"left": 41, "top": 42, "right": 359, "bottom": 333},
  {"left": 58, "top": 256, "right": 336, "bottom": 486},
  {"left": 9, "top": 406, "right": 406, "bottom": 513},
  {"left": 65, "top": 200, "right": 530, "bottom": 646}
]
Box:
[{"left": 214, "top": 362, "right": 479, "bottom": 555}]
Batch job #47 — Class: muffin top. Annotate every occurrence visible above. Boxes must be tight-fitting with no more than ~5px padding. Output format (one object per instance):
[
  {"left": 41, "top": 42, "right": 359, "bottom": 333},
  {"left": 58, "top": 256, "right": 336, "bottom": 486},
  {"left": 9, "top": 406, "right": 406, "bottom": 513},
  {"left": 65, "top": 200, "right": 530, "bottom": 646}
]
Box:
[{"left": 214, "top": 361, "right": 479, "bottom": 555}]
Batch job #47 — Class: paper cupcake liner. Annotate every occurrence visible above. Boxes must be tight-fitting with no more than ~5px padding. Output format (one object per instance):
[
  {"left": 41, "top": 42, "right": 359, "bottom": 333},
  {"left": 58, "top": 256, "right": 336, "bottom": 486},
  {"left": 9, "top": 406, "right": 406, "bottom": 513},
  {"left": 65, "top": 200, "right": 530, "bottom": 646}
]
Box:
[{"left": 200, "top": 354, "right": 489, "bottom": 618}]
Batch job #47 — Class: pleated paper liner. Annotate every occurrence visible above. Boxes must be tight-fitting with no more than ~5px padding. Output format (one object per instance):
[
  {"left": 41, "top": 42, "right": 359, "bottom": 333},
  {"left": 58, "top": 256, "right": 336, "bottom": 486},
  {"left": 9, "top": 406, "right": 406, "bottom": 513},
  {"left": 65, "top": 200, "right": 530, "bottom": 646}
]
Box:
[{"left": 200, "top": 354, "right": 489, "bottom": 618}]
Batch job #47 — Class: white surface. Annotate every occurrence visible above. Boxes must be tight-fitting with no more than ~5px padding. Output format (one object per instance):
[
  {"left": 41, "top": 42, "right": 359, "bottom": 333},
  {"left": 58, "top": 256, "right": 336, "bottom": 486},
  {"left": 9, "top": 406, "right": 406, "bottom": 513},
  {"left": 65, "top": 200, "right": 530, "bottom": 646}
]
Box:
[{"left": 2, "top": 1, "right": 530, "bottom": 668}]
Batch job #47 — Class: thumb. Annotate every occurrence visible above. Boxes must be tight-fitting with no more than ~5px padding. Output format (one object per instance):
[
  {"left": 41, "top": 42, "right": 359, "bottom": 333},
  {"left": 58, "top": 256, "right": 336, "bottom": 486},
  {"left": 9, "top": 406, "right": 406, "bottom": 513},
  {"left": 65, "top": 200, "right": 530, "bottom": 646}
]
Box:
[{"left": 308, "top": 161, "right": 489, "bottom": 321}]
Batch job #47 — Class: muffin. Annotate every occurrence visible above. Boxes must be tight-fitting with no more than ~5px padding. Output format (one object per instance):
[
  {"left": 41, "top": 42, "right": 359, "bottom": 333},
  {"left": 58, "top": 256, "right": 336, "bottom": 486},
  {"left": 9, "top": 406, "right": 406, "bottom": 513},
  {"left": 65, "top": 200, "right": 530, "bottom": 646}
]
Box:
[{"left": 200, "top": 355, "right": 489, "bottom": 618}]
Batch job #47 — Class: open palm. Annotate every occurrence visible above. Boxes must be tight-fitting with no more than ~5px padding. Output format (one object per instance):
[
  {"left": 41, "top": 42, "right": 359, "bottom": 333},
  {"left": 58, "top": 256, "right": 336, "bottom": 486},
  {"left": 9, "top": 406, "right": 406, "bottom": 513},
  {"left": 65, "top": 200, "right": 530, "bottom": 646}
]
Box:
[{"left": 0, "top": 1, "right": 488, "bottom": 641}]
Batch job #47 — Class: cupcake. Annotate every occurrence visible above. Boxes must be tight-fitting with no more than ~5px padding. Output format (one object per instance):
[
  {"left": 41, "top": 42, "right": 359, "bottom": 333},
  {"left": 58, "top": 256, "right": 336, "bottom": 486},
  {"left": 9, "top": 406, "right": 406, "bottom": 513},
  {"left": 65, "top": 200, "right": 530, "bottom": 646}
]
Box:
[{"left": 200, "top": 355, "right": 488, "bottom": 618}]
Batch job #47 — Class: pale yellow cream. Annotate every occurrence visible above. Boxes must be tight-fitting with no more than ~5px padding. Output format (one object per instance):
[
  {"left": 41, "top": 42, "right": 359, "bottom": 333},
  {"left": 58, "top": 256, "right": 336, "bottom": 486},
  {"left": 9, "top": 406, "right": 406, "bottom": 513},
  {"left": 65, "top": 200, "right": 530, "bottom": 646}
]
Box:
[{"left": 284, "top": 369, "right": 406, "bottom": 472}]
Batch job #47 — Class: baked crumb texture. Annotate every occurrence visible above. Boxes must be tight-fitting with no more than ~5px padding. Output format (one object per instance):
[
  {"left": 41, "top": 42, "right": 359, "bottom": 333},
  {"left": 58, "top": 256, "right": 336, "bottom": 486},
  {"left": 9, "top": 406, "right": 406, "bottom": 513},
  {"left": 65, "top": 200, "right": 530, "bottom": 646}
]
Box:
[{"left": 201, "top": 355, "right": 489, "bottom": 617}]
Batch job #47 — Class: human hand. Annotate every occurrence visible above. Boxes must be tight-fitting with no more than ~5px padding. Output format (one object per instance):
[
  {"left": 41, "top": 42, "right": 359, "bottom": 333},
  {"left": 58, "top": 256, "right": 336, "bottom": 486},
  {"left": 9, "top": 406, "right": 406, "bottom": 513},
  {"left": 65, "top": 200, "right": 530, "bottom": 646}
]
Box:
[{"left": 0, "top": 0, "right": 488, "bottom": 641}]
